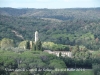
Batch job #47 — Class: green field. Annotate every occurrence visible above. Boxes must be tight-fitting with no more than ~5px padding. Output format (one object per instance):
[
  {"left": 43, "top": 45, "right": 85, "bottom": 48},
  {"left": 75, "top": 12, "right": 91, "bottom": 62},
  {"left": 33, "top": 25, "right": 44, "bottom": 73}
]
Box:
[
  {"left": 67, "top": 70, "right": 94, "bottom": 75},
  {"left": 92, "top": 50, "right": 100, "bottom": 55}
]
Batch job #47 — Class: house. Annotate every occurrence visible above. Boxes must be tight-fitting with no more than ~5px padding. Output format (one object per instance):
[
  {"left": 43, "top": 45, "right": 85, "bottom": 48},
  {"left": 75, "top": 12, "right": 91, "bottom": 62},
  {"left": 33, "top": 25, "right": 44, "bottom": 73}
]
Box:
[{"left": 44, "top": 50, "right": 72, "bottom": 57}]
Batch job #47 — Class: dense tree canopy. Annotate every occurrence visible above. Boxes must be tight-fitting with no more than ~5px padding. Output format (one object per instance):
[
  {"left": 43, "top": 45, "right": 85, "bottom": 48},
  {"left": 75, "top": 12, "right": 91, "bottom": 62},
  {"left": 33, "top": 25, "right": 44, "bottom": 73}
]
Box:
[
  {"left": 0, "top": 8, "right": 100, "bottom": 75},
  {"left": 42, "top": 42, "right": 69, "bottom": 51},
  {"left": 0, "top": 38, "right": 14, "bottom": 49},
  {"left": 0, "top": 50, "right": 67, "bottom": 75},
  {"left": 0, "top": 8, "right": 100, "bottom": 50}
]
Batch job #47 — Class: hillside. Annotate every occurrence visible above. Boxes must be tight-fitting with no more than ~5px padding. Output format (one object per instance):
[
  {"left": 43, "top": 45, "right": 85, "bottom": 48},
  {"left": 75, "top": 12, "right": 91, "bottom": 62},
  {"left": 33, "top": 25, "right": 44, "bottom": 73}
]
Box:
[
  {"left": 0, "top": 8, "right": 100, "bottom": 50},
  {"left": 0, "top": 8, "right": 100, "bottom": 20}
]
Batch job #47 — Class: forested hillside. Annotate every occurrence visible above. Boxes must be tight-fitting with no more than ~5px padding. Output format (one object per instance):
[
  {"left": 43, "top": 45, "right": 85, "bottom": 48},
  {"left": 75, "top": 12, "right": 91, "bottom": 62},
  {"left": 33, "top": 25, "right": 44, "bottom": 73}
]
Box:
[{"left": 0, "top": 8, "right": 100, "bottom": 50}]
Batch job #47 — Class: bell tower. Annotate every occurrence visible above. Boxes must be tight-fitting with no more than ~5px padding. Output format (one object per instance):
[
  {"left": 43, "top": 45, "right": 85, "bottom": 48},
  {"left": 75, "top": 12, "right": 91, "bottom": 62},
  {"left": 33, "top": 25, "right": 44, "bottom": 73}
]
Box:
[{"left": 35, "top": 31, "right": 38, "bottom": 42}]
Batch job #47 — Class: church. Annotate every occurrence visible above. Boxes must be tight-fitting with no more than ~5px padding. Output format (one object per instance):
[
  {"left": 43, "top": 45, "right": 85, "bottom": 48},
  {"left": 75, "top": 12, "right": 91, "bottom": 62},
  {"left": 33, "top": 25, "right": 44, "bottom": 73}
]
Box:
[
  {"left": 18, "top": 31, "right": 39, "bottom": 49},
  {"left": 29, "top": 31, "right": 39, "bottom": 49},
  {"left": 19, "top": 31, "right": 72, "bottom": 57}
]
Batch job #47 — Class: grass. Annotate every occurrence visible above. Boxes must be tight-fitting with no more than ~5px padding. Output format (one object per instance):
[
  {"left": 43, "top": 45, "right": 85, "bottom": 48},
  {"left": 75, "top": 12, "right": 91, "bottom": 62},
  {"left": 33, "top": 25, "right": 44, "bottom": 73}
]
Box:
[
  {"left": 92, "top": 50, "right": 100, "bottom": 55},
  {"left": 67, "top": 69, "right": 94, "bottom": 75}
]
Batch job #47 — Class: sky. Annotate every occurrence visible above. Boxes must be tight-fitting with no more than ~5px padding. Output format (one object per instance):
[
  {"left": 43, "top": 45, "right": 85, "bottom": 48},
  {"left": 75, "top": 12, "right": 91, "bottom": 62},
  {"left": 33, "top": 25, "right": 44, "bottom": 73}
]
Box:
[{"left": 0, "top": 0, "right": 100, "bottom": 8}]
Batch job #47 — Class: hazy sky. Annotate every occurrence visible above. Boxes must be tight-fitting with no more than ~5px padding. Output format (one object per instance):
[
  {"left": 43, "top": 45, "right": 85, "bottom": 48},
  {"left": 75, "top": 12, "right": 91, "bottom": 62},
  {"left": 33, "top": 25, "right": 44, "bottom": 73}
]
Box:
[{"left": 0, "top": 0, "right": 100, "bottom": 8}]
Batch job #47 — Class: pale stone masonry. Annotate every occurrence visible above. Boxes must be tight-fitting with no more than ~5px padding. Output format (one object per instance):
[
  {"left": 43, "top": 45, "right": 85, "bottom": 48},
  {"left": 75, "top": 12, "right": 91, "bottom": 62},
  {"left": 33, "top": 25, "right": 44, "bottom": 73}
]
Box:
[
  {"left": 44, "top": 50, "right": 72, "bottom": 57},
  {"left": 35, "top": 31, "right": 38, "bottom": 43}
]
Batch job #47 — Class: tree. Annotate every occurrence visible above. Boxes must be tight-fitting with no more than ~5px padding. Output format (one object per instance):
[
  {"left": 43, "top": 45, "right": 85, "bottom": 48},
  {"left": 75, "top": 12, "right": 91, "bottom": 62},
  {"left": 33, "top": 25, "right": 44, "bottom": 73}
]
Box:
[
  {"left": 18, "top": 40, "right": 28, "bottom": 49},
  {"left": 0, "top": 65, "right": 6, "bottom": 75},
  {"left": 92, "top": 64, "right": 100, "bottom": 75},
  {"left": 42, "top": 42, "right": 56, "bottom": 50},
  {"left": 26, "top": 41, "right": 30, "bottom": 49},
  {"left": 1, "top": 38, "right": 14, "bottom": 48},
  {"left": 32, "top": 42, "right": 36, "bottom": 51},
  {"left": 36, "top": 40, "right": 42, "bottom": 51},
  {"left": 42, "top": 42, "right": 69, "bottom": 51},
  {"left": 75, "top": 45, "right": 80, "bottom": 51},
  {"left": 59, "top": 52, "right": 62, "bottom": 57},
  {"left": 0, "top": 40, "right": 1, "bottom": 47},
  {"left": 49, "top": 59, "right": 66, "bottom": 69}
]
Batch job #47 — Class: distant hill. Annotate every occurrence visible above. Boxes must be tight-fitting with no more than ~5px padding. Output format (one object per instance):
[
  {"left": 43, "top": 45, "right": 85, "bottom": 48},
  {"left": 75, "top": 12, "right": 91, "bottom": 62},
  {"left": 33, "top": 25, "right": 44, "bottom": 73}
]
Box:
[
  {"left": 0, "top": 8, "right": 100, "bottom": 50},
  {"left": 0, "top": 8, "right": 100, "bottom": 20}
]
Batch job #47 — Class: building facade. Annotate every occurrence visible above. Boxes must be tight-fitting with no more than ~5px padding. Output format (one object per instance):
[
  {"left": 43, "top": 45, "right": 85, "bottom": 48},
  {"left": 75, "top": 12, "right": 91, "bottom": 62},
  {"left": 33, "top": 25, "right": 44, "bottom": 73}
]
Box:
[{"left": 44, "top": 50, "right": 72, "bottom": 57}]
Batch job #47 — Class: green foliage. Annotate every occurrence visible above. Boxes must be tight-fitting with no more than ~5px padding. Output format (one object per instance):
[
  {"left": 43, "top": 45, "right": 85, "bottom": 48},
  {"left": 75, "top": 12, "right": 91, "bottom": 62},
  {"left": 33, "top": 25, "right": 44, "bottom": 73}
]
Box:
[
  {"left": 32, "top": 40, "right": 43, "bottom": 51},
  {"left": 0, "top": 50, "right": 67, "bottom": 75},
  {"left": 0, "top": 40, "right": 1, "bottom": 48},
  {"left": 0, "top": 38, "right": 14, "bottom": 48},
  {"left": 10, "top": 71, "right": 31, "bottom": 75},
  {"left": 49, "top": 59, "right": 66, "bottom": 69},
  {"left": 18, "top": 40, "right": 28, "bottom": 49},
  {"left": 42, "top": 42, "right": 55, "bottom": 50},
  {"left": 26, "top": 40, "right": 30, "bottom": 49},
  {"left": 35, "top": 40, "right": 42, "bottom": 51},
  {"left": 67, "top": 70, "right": 94, "bottom": 75},
  {"left": 42, "top": 42, "right": 69, "bottom": 51},
  {"left": 59, "top": 52, "right": 61, "bottom": 57},
  {"left": 74, "top": 49, "right": 92, "bottom": 59},
  {"left": 32, "top": 42, "right": 36, "bottom": 50},
  {"left": 0, "top": 8, "right": 100, "bottom": 50},
  {"left": 92, "top": 64, "right": 100, "bottom": 75},
  {"left": 1, "top": 8, "right": 100, "bottom": 75},
  {"left": 66, "top": 46, "right": 93, "bottom": 68}
]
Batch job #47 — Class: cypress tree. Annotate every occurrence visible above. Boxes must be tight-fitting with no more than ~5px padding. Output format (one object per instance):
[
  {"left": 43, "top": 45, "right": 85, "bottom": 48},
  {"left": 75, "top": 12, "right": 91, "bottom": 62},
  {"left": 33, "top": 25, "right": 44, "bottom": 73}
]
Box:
[
  {"left": 26, "top": 41, "right": 30, "bottom": 49},
  {"left": 32, "top": 42, "right": 36, "bottom": 51},
  {"left": 36, "top": 39, "right": 42, "bottom": 51}
]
